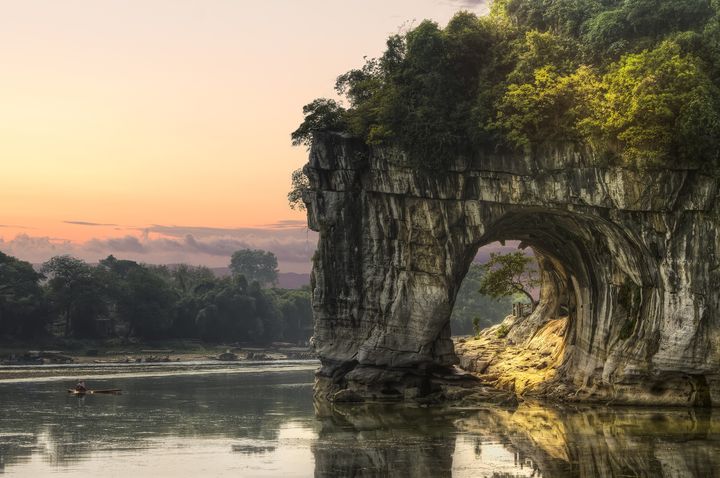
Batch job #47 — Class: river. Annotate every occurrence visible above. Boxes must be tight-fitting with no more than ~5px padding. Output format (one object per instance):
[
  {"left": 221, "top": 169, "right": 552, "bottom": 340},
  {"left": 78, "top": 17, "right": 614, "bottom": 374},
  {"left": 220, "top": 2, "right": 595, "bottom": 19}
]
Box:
[{"left": 0, "top": 362, "right": 718, "bottom": 477}]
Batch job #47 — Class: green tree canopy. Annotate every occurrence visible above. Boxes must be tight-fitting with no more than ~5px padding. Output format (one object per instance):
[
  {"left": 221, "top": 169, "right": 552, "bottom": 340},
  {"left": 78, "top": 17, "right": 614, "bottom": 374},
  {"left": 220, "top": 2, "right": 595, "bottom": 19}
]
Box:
[
  {"left": 592, "top": 40, "right": 720, "bottom": 166},
  {"left": 41, "top": 255, "right": 106, "bottom": 338},
  {"left": 288, "top": 168, "right": 309, "bottom": 211},
  {"left": 478, "top": 251, "right": 540, "bottom": 309},
  {"left": 291, "top": 98, "right": 346, "bottom": 148},
  {"left": 229, "top": 249, "right": 279, "bottom": 286},
  {"left": 0, "top": 251, "right": 47, "bottom": 338},
  {"left": 450, "top": 263, "right": 516, "bottom": 335},
  {"left": 0, "top": 250, "right": 313, "bottom": 345}
]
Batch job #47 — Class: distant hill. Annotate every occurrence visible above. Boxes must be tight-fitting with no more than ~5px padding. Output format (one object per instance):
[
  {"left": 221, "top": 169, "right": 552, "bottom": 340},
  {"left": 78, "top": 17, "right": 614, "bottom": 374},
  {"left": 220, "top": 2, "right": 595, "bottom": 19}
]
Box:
[{"left": 275, "top": 272, "right": 311, "bottom": 289}]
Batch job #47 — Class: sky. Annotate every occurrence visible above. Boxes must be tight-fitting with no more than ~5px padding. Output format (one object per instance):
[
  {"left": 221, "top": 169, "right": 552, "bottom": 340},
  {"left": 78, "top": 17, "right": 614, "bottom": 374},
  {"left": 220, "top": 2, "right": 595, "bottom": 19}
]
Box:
[{"left": 0, "top": 0, "right": 489, "bottom": 273}]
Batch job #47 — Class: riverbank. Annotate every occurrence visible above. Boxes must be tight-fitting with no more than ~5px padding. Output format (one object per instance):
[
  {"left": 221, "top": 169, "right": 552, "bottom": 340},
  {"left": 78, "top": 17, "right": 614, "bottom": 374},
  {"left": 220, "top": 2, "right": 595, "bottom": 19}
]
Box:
[
  {"left": 0, "top": 358, "right": 320, "bottom": 382},
  {"left": 0, "top": 339, "right": 316, "bottom": 376}
]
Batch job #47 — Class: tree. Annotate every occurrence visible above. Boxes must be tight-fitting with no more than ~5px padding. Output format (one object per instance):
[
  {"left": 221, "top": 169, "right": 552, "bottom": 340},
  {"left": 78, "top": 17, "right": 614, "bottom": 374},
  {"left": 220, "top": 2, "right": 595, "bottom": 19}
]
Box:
[
  {"left": 248, "top": 281, "right": 283, "bottom": 343},
  {"left": 118, "top": 266, "right": 175, "bottom": 339},
  {"left": 195, "top": 277, "right": 265, "bottom": 342},
  {"left": 171, "top": 263, "right": 215, "bottom": 295},
  {"left": 478, "top": 251, "right": 539, "bottom": 310},
  {"left": 273, "top": 287, "right": 313, "bottom": 344},
  {"left": 508, "top": 30, "right": 582, "bottom": 83},
  {"left": 229, "top": 249, "right": 278, "bottom": 286},
  {"left": 495, "top": 65, "right": 602, "bottom": 151},
  {"left": 0, "top": 248, "right": 311, "bottom": 345},
  {"left": 41, "top": 255, "right": 106, "bottom": 337},
  {"left": 97, "top": 257, "right": 178, "bottom": 340},
  {"left": 583, "top": 0, "right": 713, "bottom": 61},
  {"left": 450, "top": 263, "right": 516, "bottom": 335},
  {"left": 592, "top": 40, "right": 720, "bottom": 167},
  {"left": 0, "top": 251, "right": 48, "bottom": 338},
  {"left": 291, "top": 98, "right": 347, "bottom": 148}
]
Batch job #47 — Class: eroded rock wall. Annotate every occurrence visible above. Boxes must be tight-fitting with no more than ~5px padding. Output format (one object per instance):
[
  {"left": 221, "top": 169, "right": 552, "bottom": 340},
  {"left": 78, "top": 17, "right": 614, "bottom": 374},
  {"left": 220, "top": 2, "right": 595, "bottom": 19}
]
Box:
[{"left": 304, "top": 132, "right": 720, "bottom": 405}]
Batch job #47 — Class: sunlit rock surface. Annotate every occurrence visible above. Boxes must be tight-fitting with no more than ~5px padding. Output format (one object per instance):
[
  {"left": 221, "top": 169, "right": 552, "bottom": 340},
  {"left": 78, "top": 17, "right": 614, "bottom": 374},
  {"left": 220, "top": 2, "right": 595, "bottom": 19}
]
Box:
[
  {"left": 454, "top": 316, "right": 568, "bottom": 396},
  {"left": 303, "top": 132, "right": 720, "bottom": 405}
]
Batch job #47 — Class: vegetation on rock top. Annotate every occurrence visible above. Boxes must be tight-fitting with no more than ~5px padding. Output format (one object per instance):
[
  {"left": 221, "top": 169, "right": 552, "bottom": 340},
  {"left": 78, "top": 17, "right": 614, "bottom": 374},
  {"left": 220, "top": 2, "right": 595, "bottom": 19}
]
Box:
[{"left": 292, "top": 0, "right": 720, "bottom": 171}]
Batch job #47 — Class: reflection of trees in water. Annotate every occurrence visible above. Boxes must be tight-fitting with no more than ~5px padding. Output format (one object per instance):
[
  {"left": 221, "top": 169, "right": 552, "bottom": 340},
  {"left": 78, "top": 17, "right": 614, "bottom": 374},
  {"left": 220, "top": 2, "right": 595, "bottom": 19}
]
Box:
[
  {"left": 0, "top": 371, "right": 316, "bottom": 469},
  {"left": 0, "top": 434, "right": 37, "bottom": 473}
]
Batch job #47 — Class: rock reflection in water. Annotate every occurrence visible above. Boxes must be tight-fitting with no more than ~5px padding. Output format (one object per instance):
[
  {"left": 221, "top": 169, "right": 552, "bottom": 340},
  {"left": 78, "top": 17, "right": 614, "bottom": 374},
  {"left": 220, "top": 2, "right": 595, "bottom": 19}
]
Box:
[
  {"left": 456, "top": 404, "right": 720, "bottom": 477},
  {"left": 313, "top": 401, "right": 457, "bottom": 477},
  {"left": 313, "top": 400, "right": 720, "bottom": 478}
]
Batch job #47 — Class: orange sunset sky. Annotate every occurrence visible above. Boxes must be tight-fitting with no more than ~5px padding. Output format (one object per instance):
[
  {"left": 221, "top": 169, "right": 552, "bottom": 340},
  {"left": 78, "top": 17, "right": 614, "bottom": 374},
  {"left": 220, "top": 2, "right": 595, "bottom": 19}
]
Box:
[{"left": 1, "top": 0, "right": 488, "bottom": 272}]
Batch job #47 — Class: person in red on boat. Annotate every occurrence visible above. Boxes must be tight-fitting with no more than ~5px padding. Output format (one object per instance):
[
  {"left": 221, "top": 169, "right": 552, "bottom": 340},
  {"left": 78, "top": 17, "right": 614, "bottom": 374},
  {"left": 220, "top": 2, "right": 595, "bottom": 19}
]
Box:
[{"left": 75, "top": 380, "right": 87, "bottom": 392}]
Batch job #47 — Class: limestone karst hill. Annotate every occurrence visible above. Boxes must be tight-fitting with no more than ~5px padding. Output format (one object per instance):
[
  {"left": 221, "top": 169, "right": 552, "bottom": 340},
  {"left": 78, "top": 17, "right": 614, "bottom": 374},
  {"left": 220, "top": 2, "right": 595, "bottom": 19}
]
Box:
[{"left": 303, "top": 132, "right": 719, "bottom": 406}]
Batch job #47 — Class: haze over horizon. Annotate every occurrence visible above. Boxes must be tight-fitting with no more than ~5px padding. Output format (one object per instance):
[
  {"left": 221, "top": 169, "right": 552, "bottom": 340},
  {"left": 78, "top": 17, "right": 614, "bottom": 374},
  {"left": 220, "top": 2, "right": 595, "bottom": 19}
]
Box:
[{"left": 0, "top": 0, "right": 488, "bottom": 273}]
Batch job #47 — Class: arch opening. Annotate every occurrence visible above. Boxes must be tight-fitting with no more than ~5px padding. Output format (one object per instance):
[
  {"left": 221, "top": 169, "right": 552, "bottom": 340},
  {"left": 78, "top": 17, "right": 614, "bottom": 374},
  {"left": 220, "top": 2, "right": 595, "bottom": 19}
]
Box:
[{"left": 449, "top": 208, "right": 662, "bottom": 397}]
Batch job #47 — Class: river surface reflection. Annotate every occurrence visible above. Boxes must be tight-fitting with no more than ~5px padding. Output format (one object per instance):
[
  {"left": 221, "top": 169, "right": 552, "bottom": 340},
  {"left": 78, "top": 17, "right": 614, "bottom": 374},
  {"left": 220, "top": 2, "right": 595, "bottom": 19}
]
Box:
[{"left": 0, "top": 365, "right": 718, "bottom": 477}]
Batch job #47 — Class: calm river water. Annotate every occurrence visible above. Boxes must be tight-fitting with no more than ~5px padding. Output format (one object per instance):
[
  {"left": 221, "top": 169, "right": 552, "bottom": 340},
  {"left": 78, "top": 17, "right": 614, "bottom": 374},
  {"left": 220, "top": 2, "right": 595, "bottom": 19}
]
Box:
[{"left": 0, "top": 362, "right": 719, "bottom": 477}]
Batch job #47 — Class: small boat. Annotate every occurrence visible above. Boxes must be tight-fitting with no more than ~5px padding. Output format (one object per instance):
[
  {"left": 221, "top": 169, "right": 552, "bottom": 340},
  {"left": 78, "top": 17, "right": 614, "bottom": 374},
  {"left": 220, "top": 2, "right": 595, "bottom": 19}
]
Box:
[{"left": 67, "top": 389, "right": 122, "bottom": 395}]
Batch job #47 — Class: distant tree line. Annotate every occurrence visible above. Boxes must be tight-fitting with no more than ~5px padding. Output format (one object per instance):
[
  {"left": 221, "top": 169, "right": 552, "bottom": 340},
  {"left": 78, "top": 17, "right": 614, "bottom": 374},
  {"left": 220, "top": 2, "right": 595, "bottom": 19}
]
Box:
[
  {"left": 0, "top": 246, "right": 530, "bottom": 343},
  {"left": 0, "top": 249, "right": 312, "bottom": 345}
]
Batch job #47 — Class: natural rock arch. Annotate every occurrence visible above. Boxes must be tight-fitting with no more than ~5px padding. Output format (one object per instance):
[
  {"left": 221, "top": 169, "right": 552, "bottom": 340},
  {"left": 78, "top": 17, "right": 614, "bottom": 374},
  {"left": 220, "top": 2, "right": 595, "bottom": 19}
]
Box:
[{"left": 303, "top": 132, "right": 720, "bottom": 406}]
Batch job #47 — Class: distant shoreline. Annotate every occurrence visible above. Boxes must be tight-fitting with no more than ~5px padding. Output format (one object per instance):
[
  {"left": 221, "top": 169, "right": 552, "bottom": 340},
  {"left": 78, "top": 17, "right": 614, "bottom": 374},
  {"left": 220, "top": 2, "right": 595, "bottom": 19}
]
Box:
[
  {"left": 0, "top": 357, "right": 320, "bottom": 382},
  {"left": 0, "top": 340, "right": 317, "bottom": 377}
]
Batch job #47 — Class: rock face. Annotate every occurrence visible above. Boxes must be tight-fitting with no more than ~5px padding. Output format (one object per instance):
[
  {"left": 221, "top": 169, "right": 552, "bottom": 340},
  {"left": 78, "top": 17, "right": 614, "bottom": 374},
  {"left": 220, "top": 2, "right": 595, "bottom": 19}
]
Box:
[{"left": 303, "top": 132, "right": 720, "bottom": 406}]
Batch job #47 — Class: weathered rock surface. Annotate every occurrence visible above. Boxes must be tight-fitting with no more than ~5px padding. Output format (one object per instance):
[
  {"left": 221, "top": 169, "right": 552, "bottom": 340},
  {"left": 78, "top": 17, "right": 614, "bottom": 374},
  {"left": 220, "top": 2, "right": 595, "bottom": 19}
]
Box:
[
  {"left": 303, "top": 132, "right": 720, "bottom": 405},
  {"left": 454, "top": 315, "right": 568, "bottom": 396}
]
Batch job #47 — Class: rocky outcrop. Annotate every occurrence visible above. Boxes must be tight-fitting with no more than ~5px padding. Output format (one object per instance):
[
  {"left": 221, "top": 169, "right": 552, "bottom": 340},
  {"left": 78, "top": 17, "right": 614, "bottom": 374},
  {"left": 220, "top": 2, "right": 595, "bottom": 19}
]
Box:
[
  {"left": 454, "top": 315, "right": 568, "bottom": 396},
  {"left": 303, "top": 132, "right": 720, "bottom": 405}
]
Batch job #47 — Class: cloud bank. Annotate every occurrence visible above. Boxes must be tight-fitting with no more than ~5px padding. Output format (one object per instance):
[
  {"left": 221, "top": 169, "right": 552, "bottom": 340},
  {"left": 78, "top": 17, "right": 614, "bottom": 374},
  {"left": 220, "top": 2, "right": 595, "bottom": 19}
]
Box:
[
  {"left": 64, "top": 220, "right": 119, "bottom": 227},
  {"left": 0, "top": 220, "right": 524, "bottom": 274},
  {"left": 0, "top": 222, "right": 318, "bottom": 273}
]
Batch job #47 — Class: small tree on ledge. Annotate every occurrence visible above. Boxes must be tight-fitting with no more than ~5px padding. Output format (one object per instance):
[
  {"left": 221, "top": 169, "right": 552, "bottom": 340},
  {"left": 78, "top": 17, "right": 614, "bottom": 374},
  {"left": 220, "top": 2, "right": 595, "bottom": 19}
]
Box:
[
  {"left": 288, "top": 168, "right": 309, "bottom": 211},
  {"left": 478, "top": 251, "right": 539, "bottom": 311}
]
